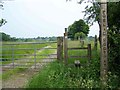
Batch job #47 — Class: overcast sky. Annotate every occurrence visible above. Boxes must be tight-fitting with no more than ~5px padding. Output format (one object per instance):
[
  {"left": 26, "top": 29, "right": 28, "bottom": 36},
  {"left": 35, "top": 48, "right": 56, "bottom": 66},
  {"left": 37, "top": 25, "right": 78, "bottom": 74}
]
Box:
[{"left": 1, "top": 0, "right": 99, "bottom": 38}]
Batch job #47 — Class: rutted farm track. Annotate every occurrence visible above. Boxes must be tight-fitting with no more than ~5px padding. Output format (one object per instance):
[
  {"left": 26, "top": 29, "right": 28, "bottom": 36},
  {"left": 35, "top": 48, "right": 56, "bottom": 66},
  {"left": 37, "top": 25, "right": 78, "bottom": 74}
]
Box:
[{"left": 2, "top": 46, "right": 57, "bottom": 88}]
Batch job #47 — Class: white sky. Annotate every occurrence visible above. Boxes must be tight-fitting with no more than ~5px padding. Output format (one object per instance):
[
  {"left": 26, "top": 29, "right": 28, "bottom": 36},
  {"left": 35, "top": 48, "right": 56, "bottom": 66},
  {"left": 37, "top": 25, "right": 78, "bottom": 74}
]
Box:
[{"left": 1, "top": 0, "right": 99, "bottom": 38}]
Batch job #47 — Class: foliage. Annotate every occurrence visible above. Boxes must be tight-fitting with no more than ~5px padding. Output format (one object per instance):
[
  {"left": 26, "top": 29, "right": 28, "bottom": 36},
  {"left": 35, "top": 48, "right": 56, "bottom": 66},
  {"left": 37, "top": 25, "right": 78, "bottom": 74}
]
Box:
[
  {"left": 0, "top": 32, "right": 57, "bottom": 42},
  {"left": 107, "top": 2, "right": 120, "bottom": 74},
  {"left": 78, "top": 0, "right": 100, "bottom": 26},
  {"left": 26, "top": 57, "right": 120, "bottom": 88},
  {"left": 0, "top": 18, "right": 7, "bottom": 27},
  {"left": 74, "top": 32, "right": 86, "bottom": 40},
  {"left": 75, "top": 0, "right": 120, "bottom": 75},
  {"left": 0, "top": 32, "right": 11, "bottom": 41},
  {"left": 68, "top": 19, "right": 89, "bottom": 40},
  {"left": 0, "top": 32, "right": 19, "bottom": 41},
  {"left": 26, "top": 61, "right": 100, "bottom": 88},
  {"left": 0, "top": 1, "right": 7, "bottom": 27}
]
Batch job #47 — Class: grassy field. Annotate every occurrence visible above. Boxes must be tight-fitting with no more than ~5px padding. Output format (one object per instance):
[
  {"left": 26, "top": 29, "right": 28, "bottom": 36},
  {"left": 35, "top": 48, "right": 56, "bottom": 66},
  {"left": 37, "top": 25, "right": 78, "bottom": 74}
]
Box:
[{"left": 26, "top": 40, "right": 120, "bottom": 88}]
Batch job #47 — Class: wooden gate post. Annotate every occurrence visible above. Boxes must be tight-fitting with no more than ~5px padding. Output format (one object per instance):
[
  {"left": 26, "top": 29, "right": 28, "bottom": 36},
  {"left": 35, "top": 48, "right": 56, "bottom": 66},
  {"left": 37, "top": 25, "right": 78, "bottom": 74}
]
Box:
[
  {"left": 88, "top": 44, "right": 91, "bottom": 64},
  {"left": 94, "top": 35, "right": 97, "bottom": 50},
  {"left": 57, "top": 37, "right": 63, "bottom": 61},
  {"left": 64, "top": 28, "right": 68, "bottom": 65}
]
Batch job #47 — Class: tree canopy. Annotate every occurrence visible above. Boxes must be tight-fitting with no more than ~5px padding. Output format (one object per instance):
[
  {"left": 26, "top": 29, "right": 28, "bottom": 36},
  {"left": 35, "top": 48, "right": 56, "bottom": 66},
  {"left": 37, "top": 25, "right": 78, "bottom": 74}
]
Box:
[
  {"left": 68, "top": 19, "right": 89, "bottom": 40},
  {"left": 74, "top": 32, "right": 86, "bottom": 40},
  {"left": 107, "top": 2, "right": 120, "bottom": 72}
]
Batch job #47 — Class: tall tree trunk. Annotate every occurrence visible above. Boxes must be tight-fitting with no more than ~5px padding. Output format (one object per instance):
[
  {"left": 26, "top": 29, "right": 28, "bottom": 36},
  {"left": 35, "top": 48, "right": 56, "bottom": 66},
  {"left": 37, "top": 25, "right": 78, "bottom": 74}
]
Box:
[{"left": 98, "top": 21, "right": 101, "bottom": 48}]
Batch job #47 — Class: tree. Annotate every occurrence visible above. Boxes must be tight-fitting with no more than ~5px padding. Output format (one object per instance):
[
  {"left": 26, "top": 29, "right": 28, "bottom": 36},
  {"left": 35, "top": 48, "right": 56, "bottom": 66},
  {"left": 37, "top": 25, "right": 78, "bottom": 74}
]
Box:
[
  {"left": 0, "top": 18, "right": 7, "bottom": 27},
  {"left": 77, "top": 0, "right": 102, "bottom": 45},
  {"left": 107, "top": 2, "right": 120, "bottom": 72},
  {"left": 0, "top": 32, "right": 11, "bottom": 41},
  {"left": 74, "top": 32, "right": 86, "bottom": 40},
  {"left": 0, "top": 1, "right": 7, "bottom": 27},
  {"left": 68, "top": 19, "right": 89, "bottom": 40}
]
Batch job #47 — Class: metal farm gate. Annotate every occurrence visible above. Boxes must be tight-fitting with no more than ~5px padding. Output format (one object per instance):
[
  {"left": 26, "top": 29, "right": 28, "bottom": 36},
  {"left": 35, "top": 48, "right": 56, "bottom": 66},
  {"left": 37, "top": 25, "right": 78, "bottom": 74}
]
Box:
[{"left": 1, "top": 41, "right": 60, "bottom": 71}]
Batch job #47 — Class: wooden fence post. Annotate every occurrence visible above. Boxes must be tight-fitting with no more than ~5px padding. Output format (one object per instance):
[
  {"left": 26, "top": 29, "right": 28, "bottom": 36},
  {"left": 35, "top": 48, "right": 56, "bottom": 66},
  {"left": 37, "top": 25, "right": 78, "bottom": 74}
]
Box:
[
  {"left": 64, "top": 28, "right": 68, "bottom": 65},
  {"left": 94, "top": 35, "right": 97, "bottom": 50},
  {"left": 57, "top": 37, "right": 63, "bottom": 61},
  {"left": 88, "top": 44, "right": 91, "bottom": 64}
]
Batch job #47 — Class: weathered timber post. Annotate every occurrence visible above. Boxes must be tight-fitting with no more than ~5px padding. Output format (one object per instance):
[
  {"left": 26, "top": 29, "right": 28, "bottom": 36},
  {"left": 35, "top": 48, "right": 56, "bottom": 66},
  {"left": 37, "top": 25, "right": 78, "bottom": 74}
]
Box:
[
  {"left": 100, "top": 0, "right": 108, "bottom": 87},
  {"left": 64, "top": 28, "right": 68, "bottom": 65},
  {"left": 12, "top": 45, "right": 14, "bottom": 68},
  {"left": 87, "top": 44, "right": 91, "bottom": 64},
  {"left": 57, "top": 37, "right": 63, "bottom": 61},
  {"left": 94, "top": 35, "right": 98, "bottom": 50}
]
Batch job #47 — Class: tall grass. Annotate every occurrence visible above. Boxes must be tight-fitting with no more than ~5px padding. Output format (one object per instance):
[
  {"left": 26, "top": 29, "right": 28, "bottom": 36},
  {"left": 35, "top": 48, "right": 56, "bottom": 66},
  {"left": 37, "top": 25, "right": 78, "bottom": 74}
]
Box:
[{"left": 26, "top": 56, "right": 101, "bottom": 88}]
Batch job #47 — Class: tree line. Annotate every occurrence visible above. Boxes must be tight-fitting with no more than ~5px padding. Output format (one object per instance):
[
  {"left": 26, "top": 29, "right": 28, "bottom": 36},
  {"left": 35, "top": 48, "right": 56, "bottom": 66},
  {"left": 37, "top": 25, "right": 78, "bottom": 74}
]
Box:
[{"left": 0, "top": 32, "right": 57, "bottom": 42}]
